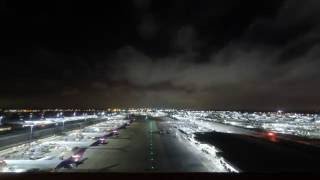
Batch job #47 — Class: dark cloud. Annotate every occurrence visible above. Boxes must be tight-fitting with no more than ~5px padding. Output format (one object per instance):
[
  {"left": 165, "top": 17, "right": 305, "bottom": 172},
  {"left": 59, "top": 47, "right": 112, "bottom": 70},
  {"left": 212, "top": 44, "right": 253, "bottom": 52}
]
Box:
[
  {"left": 137, "top": 14, "right": 158, "bottom": 39},
  {"left": 1, "top": 0, "right": 320, "bottom": 111},
  {"left": 172, "top": 25, "right": 202, "bottom": 53},
  {"left": 132, "top": 0, "right": 151, "bottom": 10}
]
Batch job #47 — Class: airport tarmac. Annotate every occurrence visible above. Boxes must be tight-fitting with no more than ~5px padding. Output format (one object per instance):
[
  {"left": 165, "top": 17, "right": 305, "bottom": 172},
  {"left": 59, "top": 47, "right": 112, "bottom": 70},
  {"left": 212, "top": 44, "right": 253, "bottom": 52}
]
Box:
[
  {"left": 75, "top": 115, "right": 320, "bottom": 172},
  {"left": 76, "top": 117, "right": 220, "bottom": 172}
]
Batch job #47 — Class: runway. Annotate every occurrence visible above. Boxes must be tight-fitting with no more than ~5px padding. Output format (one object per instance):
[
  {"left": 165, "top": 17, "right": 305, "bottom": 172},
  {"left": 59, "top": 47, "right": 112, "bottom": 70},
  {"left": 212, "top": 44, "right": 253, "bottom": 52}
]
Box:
[
  {"left": 76, "top": 116, "right": 222, "bottom": 172},
  {"left": 76, "top": 115, "right": 320, "bottom": 172}
]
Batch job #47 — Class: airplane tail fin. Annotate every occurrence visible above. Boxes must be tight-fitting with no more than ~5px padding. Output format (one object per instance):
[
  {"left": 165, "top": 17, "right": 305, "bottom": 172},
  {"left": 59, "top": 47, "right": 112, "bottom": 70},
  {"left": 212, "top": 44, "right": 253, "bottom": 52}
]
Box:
[{"left": 55, "top": 147, "right": 87, "bottom": 169}]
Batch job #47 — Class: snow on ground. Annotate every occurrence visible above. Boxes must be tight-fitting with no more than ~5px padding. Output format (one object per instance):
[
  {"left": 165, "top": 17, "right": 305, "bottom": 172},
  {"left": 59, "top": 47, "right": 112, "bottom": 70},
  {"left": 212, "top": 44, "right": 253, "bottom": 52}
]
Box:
[
  {"left": 170, "top": 110, "right": 320, "bottom": 139},
  {"left": 160, "top": 117, "right": 238, "bottom": 172}
]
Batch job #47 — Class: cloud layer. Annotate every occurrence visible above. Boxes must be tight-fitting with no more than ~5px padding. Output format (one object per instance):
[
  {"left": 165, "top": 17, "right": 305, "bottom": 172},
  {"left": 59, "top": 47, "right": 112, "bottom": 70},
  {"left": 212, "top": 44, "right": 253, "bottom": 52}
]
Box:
[{"left": 1, "top": 0, "right": 320, "bottom": 111}]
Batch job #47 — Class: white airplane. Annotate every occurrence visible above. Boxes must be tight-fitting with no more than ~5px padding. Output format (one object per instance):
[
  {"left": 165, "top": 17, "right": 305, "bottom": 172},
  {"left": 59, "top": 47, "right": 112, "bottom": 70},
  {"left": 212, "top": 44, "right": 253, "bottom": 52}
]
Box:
[
  {"left": 71, "top": 132, "right": 112, "bottom": 144},
  {"left": 84, "top": 126, "right": 120, "bottom": 136},
  {"left": 0, "top": 148, "right": 87, "bottom": 172},
  {"left": 71, "top": 132, "right": 112, "bottom": 138},
  {"left": 23, "top": 120, "right": 55, "bottom": 126},
  {"left": 90, "top": 125, "right": 114, "bottom": 130},
  {"left": 41, "top": 140, "right": 99, "bottom": 148},
  {"left": 93, "top": 122, "right": 127, "bottom": 129},
  {"left": 82, "top": 127, "right": 110, "bottom": 133}
]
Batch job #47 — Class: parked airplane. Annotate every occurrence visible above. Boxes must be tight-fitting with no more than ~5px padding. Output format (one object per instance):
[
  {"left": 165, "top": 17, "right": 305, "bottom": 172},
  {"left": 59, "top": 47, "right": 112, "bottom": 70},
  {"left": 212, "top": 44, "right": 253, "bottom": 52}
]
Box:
[{"left": 0, "top": 147, "right": 87, "bottom": 172}]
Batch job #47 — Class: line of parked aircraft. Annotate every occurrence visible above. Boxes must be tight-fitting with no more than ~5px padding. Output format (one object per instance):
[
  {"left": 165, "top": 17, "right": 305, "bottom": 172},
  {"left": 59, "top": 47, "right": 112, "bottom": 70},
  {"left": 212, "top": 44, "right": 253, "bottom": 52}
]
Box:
[{"left": 0, "top": 114, "right": 133, "bottom": 172}]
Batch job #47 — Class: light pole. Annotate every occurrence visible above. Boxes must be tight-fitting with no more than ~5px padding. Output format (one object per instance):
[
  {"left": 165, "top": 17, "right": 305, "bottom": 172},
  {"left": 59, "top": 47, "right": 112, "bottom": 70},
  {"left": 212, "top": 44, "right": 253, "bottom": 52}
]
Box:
[
  {"left": 0, "top": 116, "right": 3, "bottom": 126},
  {"left": 60, "top": 112, "right": 64, "bottom": 131},
  {"left": 30, "top": 125, "right": 34, "bottom": 140},
  {"left": 62, "top": 119, "right": 65, "bottom": 131},
  {"left": 55, "top": 122, "right": 58, "bottom": 135},
  {"left": 23, "top": 124, "right": 35, "bottom": 141}
]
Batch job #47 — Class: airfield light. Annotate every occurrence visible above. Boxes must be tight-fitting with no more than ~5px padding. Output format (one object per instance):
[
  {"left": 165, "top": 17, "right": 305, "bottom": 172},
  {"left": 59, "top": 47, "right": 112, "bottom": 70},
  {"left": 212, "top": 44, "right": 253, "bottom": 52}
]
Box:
[
  {"left": 72, "top": 154, "right": 81, "bottom": 162},
  {"left": 267, "top": 132, "right": 276, "bottom": 137}
]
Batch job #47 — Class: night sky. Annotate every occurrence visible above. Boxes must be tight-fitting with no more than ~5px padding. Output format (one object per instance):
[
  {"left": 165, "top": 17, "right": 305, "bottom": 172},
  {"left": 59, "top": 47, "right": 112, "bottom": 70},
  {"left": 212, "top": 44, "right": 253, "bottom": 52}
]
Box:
[{"left": 1, "top": 0, "right": 320, "bottom": 111}]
